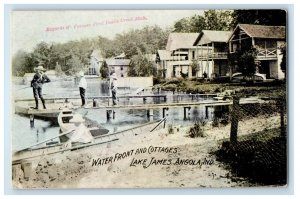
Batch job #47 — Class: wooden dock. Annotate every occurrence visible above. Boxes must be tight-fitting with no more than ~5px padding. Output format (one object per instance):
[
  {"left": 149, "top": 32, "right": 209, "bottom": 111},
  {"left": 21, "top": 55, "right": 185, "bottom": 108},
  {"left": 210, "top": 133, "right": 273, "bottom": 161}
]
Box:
[
  {"left": 14, "top": 94, "right": 266, "bottom": 121},
  {"left": 14, "top": 93, "right": 217, "bottom": 103}
]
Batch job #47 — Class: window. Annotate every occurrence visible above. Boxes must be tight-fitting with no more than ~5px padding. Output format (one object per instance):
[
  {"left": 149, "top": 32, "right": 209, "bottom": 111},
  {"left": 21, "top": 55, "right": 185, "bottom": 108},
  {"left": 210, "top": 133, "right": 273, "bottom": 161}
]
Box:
[
  {"left": 192, "top": 51, "right": 195, "bottom": 59},
  {"left": 121, "top": 66, "right": 123, "bottom": 71},
  {"left": 121, "top": 74, "right": 124, "bottom": 77},
  {"left": 230, "top": 43, "right": 237, "bottom": 53}
]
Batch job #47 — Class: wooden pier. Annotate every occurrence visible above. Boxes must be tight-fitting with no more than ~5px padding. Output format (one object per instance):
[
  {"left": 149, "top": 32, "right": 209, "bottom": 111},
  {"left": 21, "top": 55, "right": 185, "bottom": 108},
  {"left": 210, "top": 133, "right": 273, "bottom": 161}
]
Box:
[{"left": 14, "top": 94, "right": 265, "bottom": 122}]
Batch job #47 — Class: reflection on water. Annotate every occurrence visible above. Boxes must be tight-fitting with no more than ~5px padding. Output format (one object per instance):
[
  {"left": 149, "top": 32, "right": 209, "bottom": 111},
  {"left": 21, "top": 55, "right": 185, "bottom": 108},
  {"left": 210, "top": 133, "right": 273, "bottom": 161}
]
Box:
[{"left": 12, "top": 78, "right": 229, "bottom": 150}]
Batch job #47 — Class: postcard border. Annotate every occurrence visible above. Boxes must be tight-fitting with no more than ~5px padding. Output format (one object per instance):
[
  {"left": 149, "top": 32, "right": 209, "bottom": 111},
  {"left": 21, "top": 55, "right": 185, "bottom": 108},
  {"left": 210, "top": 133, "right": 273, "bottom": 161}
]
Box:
[{"left": 4, "top": 3, "right": 294, "bottom": 195}]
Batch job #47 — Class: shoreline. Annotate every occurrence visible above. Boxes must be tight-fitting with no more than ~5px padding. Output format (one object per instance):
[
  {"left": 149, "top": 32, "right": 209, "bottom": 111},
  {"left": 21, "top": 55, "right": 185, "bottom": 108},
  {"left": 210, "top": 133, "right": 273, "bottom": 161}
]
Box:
[{"left": 12, "top": 113, "right": 283, "bottom": 188}]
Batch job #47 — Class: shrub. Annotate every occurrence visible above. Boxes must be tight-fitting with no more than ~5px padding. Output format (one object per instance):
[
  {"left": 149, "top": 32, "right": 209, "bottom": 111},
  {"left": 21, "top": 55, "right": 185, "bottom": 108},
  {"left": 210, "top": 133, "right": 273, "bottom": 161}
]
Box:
[
  {"left": 187, "top": 118, "right": 206, "bottom": 138},
  {"left": 168, "top": 124, "right": 174, "bottom": 134}
]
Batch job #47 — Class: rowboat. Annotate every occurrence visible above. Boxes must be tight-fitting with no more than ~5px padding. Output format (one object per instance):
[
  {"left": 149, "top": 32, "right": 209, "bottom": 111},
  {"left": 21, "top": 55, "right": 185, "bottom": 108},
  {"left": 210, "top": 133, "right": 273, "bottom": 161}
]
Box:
[
  {"left": 57, "top": 108, "right": 109, "bottom": 139},
  {"left": 12, "top": 117, "right": 166, "bottom": 163}
]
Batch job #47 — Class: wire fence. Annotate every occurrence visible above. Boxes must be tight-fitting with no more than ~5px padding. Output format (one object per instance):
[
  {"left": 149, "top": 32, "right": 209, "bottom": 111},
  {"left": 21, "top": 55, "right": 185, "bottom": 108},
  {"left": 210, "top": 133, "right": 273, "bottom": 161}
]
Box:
[
  {"left": 229, "top": 96, "right": 286, "bottom": 144},
  {"left": 215, "top": 95, "right": 287, "bottom": 185}
]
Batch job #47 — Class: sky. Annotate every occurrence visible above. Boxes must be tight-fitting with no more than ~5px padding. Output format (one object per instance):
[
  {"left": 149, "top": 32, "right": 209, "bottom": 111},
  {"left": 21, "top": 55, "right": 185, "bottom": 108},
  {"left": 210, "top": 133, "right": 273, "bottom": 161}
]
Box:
[{"left": 11, "top": 10, "right": 204, "bottom": 55}]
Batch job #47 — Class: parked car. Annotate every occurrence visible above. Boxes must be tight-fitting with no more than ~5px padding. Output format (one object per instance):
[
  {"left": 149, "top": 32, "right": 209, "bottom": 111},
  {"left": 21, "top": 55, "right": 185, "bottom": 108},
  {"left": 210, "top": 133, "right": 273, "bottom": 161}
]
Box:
[{"left": 231, "top": 72, "right": 266, "bottom": 82}]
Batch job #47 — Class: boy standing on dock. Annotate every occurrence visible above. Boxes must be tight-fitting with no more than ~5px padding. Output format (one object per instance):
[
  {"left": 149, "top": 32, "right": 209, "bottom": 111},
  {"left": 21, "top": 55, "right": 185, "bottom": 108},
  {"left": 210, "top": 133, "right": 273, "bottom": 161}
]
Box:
[
  {"left": 31, "top": 65, "right": 50, "bottom": 109},
  {"left": 110, "top": 73, "right": 118, "bottom": 105},
  {"left": 78, "top": 71, "right": 87, "bottom": 107}
]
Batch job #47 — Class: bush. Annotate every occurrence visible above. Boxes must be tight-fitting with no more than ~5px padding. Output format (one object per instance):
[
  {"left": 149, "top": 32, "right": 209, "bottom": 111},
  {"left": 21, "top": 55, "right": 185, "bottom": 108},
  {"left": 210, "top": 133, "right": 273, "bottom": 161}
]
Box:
[
  {"left": 215, "top": 133, "right": 287, "bottom": 185},
  {"left": 187, "top": 118, "right": 206, "bottom": 138},
  {"left": 168, "top": 124, "right": 174, "bottom": 134}
]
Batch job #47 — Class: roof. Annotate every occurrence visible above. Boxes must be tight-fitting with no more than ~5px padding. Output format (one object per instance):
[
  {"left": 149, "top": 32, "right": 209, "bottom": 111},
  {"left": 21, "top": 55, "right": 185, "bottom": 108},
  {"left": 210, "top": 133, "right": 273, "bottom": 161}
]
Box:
[
  {"left": 90, "top": 49, "right": 104, "bottom": 61},
  {"left": 194, "top": 30, "right": 232, "bottom": 46},
  {"left": 157, "top": 50, "right": 172, "bottom": 60},
  {"left": 106, "top": 58, "right": 130, "bottom": 66},
  {"left": 115, "top": 52, "right": 126, "bottom": 59},
  {"left": 166, "top": 33, "right": 199, "bottom": 51},
  {"left": 236, "top": 24, "right": 286, "bottom": 39}
]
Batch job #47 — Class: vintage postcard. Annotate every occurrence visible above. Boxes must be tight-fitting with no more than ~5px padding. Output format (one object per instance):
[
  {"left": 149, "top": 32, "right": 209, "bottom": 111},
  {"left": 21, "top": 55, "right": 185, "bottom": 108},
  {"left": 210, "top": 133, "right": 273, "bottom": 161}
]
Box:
[{"left": 11, "top": 9, "right": 288, "bottom": 189}]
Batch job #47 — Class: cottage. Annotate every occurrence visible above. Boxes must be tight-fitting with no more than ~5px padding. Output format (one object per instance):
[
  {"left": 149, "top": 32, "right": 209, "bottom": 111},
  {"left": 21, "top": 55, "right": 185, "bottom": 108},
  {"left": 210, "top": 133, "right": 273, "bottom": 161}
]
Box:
[
  {"left": 156, "top": 50, "right": 173, "bottom": 78},
  {"left": 88, "top": 49, "right": 104, "bottom": 76},
  {"left": 163, "top": 33, "right": 200, "bottom": 79},
  {"left": 193, "top": 30, "right": 232, "bottom": 79},
  {"left": 228, "top": 24, "right": 286, "bottom": 79},
  {"left": 106, "top": 53, "right": 130, "bottom": 78}
]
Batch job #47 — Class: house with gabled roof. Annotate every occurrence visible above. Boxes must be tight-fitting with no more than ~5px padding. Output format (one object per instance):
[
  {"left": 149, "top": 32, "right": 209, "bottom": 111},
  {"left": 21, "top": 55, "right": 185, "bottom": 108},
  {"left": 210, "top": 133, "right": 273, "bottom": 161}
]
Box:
[
  {"left": 160, "top": 33, "right": 199, "bottom": 79},
  {"left": 106, "top": 53, "right": 131, "bottom": 78},
  {"left": 193, "top": 30, "right": 232, "bottom": 79},
  {"left": 156, "top": 50, "right": 173, "bottom": 78},
  {"left": 88, "top": 49, "right": 104, "bottom": 76},
  {"left": 228, "top": 24, "right": 286, "bottom": 79}
]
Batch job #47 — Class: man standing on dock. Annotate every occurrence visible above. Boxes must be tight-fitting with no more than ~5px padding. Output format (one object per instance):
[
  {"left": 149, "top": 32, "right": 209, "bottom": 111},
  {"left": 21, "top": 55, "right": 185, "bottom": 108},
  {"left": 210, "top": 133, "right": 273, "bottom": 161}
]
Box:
[
  {"left": 78, "top": 71, "right": 87, "bottom": 107},
  {"left": 31, "top": 65, "right": 50, "bottom": 109},
  {"left": 110, "top": 73, "right": 118, "bottom": 105}
]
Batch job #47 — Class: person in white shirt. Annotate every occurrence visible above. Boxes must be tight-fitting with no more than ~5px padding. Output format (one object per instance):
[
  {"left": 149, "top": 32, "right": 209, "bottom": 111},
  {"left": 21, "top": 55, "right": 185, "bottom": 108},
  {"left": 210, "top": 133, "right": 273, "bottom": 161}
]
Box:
[
  {"left": 63, "top": 114, "right": 94, "bottom": 148},
  {"left": 110, "top": 73, "right": 118, "bottom": 105},
  {"left": 78, "top": 71, "right": 87, "bottom": 107}
]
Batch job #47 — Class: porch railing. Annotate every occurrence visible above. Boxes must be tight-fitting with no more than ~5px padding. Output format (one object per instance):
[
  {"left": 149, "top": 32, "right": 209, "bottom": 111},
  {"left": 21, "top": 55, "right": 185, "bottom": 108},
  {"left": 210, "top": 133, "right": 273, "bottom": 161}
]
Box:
[
  {"left": 257, "top": 48, "right": 277, "bottom": 58},
  {"left": 198, "top": 52, "right": 228, "bottom": 59}
]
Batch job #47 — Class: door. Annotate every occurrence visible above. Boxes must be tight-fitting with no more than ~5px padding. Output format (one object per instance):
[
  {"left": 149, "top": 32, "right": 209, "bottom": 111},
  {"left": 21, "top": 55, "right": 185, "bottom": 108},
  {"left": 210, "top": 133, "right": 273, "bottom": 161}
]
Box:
[{"left": 259, "top": 60, "right": 270, "bottom": 79}]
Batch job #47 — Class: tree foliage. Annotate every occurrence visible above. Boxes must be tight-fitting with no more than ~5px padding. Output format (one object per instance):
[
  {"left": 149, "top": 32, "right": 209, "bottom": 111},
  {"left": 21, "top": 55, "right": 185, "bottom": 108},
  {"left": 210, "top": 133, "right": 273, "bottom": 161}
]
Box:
[
  {"left": 100, "top": 61, "right": 109, "bottom": 79},
  {"left": 66, "top": 55, "right": 85, "bottom": 75},
  {"left": 280, "top": 44, "right": 286, "bottom": 77},
  {"left": 128, "top": 51, "right": 157, "bottom": 77},
  {"left": 11, "top": 50, "right": 35, "bottom": 76},
  {"left": 173, "top": 10, "right": 233, "bottom": 33},
  {"left": 204, "top": 10, "right": 233, "bottom": 31},
  {"left": 115, "top": 26, "right": 170, "bottom": 57},
  {"left": 191, "top": 60, "right": 199, "bottom": 76},
  {"left": 237, "top": 48, "right": 258, "bottom": 78},
  {"left": 231, "top": 10, "right": 286, "bottom": 27},
  {"left": 12, "top": 25, "right": 169, "bottom": 76}
]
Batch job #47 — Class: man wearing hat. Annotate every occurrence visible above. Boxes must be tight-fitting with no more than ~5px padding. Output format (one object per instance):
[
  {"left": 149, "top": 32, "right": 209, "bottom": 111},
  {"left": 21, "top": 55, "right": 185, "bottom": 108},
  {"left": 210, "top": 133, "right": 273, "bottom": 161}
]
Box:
[
  {"left": 31, "top": 65, "right": 51, "bottom": 109},
  {"left": 110, "top": 72, "right": 118, "bottom": 105},
  {"left": 78, "top": 71, "right": 87, "bottom": 107}
]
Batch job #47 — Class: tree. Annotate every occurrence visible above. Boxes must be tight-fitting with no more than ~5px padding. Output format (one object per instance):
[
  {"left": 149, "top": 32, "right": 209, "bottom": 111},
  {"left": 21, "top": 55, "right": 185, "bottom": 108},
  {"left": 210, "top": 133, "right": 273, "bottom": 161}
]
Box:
[
  {"left": 96, "top": 36, "right": 118, "bottom": 58},
  {"left": 204, "top": 10, "right": 233, "bottom": 31},
  {"left": 128, "top": 51, "right": 156, "bottom": 77},
  {"left": 66, "top": 55, "right": 85, "bottom": 75},
  {"left": 173, "top": 10, "right": 233, "bottom": 33},
  {"left": 55, "top": 62, "right": 64, "bottom": 76},
  {"left": 32, "top": 42, "right": 52, "bottom": 69},
  {"left": 238, "top": 48, "right": 258, "bottom": 79},
  {"left": 100, "top": 61, "right": 109, "bottom": 79},
  {"left": 11, "top": 50, "right": 35, "bottom": 76},
  {"left": 114, "top": 26, "right": 170, "bottom": 58},
  {"left": 231, "top": 10, "right": 286, "bottom": 27},
  {"left": 280, "top": 44, "right": 286, "bottom": 78},
  {"left": 191, "top": 60, "right": 199, "bottom": 77}
]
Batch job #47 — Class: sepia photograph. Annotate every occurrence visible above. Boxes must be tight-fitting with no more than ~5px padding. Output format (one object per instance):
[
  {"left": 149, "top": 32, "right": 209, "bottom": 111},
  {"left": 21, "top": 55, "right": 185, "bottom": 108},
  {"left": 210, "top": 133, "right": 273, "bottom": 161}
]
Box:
[{"left": 10, "top": 9, "right": 288, "bottom": 189}]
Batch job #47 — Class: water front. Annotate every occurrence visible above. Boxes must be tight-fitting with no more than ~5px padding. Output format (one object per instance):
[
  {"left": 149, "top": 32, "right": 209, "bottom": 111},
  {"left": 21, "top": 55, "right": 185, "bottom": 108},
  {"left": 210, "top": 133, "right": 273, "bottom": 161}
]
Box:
[{"left": 12, "top": 77, "right": 226, "bottom": 151}]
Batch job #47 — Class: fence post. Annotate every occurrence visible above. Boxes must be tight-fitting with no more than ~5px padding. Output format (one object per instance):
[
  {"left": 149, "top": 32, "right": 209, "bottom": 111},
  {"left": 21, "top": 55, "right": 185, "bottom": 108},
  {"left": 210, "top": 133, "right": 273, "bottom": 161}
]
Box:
[{"left": 230, "top": 96, "right": 240, "bottom": 145}]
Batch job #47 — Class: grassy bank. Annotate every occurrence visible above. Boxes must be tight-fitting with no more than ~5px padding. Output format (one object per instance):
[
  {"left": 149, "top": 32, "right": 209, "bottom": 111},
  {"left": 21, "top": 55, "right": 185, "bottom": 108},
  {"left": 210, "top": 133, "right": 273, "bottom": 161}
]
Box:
[
  {"left": 214, "top": 127, "right": 287, "bottom": 185},
  {"left": 156, "top": 79, "right": 286, "bottom": 98}
]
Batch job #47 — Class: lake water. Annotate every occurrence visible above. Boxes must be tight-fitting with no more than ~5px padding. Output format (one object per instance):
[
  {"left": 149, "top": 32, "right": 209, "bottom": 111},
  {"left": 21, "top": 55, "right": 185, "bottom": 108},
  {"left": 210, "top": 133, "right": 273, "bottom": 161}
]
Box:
[{"left": 12, "top": 77, "right": 227, "bottom": 151}]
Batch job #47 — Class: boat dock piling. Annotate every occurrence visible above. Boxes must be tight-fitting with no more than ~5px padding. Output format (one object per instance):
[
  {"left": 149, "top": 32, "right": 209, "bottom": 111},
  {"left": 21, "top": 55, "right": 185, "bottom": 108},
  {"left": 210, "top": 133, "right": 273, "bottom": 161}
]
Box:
[{"left": 29, "top": 115, "right": 34, "bottom": 128}]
